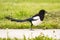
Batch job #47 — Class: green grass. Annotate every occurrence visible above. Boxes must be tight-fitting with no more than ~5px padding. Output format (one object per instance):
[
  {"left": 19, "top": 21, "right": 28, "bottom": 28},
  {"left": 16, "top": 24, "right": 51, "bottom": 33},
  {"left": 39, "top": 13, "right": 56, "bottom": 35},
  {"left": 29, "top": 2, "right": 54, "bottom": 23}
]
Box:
[{"left": 0, "top": 0, "right": 60, "bottom": 29}]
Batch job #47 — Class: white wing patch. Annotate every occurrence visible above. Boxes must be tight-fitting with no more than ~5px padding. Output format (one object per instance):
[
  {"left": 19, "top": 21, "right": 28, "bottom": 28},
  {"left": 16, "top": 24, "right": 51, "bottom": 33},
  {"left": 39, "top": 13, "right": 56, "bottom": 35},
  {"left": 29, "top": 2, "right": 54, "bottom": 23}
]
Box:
[{"left": 32, "top": 16, "right": 42, "bottom": 26}]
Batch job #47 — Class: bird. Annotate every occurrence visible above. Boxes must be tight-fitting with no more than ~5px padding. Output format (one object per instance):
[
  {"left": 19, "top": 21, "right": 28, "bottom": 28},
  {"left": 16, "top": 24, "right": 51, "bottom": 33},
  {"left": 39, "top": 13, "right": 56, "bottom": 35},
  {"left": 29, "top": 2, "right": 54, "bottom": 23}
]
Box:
[{"left": 5, "top": 9, "right": 47, "bottom": 30}]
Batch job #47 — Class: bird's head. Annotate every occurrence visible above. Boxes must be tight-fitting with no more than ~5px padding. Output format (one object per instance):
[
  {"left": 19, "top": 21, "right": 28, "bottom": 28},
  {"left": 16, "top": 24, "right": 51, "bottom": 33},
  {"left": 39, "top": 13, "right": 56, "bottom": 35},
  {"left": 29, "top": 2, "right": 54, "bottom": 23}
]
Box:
[{"left": 39, "top": 9, "right": 47, "bottom": 14}]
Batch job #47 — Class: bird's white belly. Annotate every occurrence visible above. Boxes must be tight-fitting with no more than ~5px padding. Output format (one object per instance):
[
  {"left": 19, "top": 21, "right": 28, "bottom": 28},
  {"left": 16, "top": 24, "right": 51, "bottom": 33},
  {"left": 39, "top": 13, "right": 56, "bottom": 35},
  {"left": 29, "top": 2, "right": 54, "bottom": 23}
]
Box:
[{"left": 32, "top": 16, "right": 42, "bottom": 26}]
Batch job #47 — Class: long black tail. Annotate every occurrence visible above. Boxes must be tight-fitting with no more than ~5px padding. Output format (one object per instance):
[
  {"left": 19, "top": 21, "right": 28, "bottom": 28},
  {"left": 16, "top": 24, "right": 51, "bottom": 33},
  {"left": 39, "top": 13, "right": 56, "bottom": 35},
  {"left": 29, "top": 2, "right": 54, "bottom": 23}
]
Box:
[
  {"left": 5, "top": 16, "right": 37, "bottom": 22},
  {"left": 5, "top": 16, "right": 30, "bottom": 22}
]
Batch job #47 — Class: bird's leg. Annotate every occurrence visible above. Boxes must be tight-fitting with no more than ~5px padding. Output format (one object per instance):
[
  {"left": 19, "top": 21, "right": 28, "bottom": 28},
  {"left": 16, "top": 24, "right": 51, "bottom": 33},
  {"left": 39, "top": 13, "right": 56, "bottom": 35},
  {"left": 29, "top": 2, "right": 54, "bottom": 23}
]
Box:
[
  {"left": 31, "top": 24, "right": 32, "bottom": 30},
  {"left": 29, "top": 21, "right": 33, "bottom": 30},
  {"left": 30, "top": 23, "right": 33, "bottom": 30}
]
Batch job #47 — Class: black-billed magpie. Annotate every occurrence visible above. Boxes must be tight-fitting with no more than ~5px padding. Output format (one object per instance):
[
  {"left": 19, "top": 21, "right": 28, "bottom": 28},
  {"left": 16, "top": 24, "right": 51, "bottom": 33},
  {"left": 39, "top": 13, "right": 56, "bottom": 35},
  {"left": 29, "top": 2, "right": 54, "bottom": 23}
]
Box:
[{"left": 5, "top": 9, "right": 47, "bottom": 30}]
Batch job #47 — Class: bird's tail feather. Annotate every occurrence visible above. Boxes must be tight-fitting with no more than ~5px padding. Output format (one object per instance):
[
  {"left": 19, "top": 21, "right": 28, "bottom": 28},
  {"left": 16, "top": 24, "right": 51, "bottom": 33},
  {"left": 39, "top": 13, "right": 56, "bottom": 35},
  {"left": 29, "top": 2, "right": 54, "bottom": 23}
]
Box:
[{"left": 5, "top": 16, "right": 29, "bottom": 22}]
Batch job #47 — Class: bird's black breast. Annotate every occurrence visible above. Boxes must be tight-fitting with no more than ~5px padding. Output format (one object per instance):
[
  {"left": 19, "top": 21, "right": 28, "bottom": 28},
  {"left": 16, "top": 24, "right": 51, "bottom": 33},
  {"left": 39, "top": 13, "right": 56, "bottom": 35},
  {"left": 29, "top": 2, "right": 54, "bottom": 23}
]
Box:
[{"left": 39, "top": 15, "right": 44, "bottom": 21}]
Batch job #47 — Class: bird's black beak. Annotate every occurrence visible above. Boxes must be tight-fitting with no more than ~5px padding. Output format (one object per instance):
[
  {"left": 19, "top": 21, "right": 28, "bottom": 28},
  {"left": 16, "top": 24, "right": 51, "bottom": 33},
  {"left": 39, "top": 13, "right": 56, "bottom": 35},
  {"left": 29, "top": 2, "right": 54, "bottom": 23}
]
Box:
[
  {"left": 45, "top": 11, "right": 47, "bottom": 13},
  {"left": 45, "top": 11, "right": 48, "bottom": 15}
]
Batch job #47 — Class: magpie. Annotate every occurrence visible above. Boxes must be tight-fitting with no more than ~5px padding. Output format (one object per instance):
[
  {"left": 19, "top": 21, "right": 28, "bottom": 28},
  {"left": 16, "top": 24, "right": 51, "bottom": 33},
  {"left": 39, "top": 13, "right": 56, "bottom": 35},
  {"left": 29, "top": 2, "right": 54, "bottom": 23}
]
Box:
[{"left": 5, "top": 9, "right": 47, "bottom": 30}]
